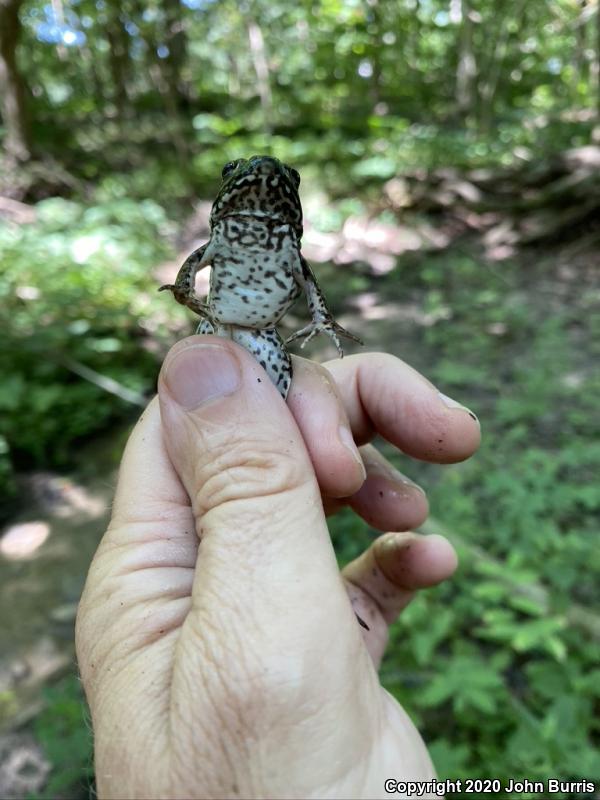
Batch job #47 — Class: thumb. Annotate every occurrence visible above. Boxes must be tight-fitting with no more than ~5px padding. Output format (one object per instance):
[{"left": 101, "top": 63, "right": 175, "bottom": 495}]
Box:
[{"left": 157, "top": 336, "right": 349, "bottom": 628}]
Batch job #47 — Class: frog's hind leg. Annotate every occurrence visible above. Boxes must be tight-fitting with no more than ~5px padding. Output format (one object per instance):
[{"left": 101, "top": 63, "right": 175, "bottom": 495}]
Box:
[{"left": 231, "top": 327, "right": 292, "bottom": 399}]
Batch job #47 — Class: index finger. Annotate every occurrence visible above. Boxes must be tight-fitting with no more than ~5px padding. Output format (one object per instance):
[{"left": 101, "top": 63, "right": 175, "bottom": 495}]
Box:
[{"left": 323, "top": 353, "right": 481, "bottom": 464}]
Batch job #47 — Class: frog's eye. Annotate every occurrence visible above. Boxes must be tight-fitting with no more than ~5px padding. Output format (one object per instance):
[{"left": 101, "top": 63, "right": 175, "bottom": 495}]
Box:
[
  {"left": 289, "top": 168, "right": 301, "bottom": 188},
  {"left": 222, "top": 160, "right": 240, "bottom": 178}
]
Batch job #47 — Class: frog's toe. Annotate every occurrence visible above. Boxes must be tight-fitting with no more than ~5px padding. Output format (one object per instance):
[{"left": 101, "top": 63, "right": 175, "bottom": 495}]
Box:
[
  {"left": 285, "top": 324, "right": 313, "bottom": 345},
  {"left": 322, "top": 327, "right": 342, "bottom": 353},
  {"left": 332, "top": 322, "right": 364, "bottom": 346},
  {"left": 158, "top": 284, "right": 175, "bottom": 292},
  {"left": 298, "top": 329, "right": 320, "bottom": 349}
]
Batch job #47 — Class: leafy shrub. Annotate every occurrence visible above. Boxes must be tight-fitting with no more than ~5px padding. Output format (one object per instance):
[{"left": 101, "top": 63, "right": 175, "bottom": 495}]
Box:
[
  {"left": 0, "top": 198, "right": 178, "bottom": 515},
  {"left": 331, "top": 245, "right": 600, "bottom": 794},
  {"left": 33, "top": 675, "right": 94, "bottom": 799}
]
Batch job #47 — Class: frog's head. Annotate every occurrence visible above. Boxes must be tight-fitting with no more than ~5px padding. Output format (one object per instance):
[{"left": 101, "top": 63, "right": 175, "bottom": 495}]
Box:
[{"left": 210, "top": 155, "right": 303, "bottom": 237}]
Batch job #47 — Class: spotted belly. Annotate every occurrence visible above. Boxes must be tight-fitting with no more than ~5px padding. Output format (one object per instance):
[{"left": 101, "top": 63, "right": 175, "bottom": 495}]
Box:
[{"left": 207, "top": 247, "right": 300, "bottom": 328}]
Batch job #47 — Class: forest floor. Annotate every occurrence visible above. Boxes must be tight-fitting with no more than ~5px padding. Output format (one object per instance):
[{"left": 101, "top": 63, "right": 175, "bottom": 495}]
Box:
[{"left": 0, "top": 203, "right": 598, "bottom": 797}]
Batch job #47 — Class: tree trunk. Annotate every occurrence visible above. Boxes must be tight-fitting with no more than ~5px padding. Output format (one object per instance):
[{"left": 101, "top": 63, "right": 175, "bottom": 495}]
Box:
[
  {"left": 162, "top": 0, "right": 189, "bottom": 102},
  {"left": 0, "top": 0, "right": 31, "bottom": 162},
  {"left": 453, "top": 0, "right": 477, "bottom": 120},
  {"left": 247, "top": 17, "right": 273, "bottom": 134},
  {"left": 596, "top": 0, "right": 600, "bottom": 120},
  {"left": 574, "top": 0, "right": 590, "bottom": 89},
  {"left": 477, "top": 0, "right": 526, "bottom": 133},
  {"left": 105, "top": 5, "right": 131, "bottom": 116}
]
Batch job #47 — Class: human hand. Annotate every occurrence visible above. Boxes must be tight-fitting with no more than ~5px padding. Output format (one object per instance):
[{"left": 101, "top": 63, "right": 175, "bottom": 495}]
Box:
[{"left": 76, "top": 338, "right": 480, "bottom": 799}]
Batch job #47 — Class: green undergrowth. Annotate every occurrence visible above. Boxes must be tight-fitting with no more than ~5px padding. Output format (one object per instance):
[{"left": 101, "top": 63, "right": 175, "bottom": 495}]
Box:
[
  {"left": 0, "top": 197, "right": 180, "bottom": 518},
  {"left": 30, "top": 675, "right": 94, "bottom": 800},
  {"left": 331, "top": 245, "right": 600, "bottom": 792},
  {"left": 2, "top": 184, "right": 597, "bottom": 794}
]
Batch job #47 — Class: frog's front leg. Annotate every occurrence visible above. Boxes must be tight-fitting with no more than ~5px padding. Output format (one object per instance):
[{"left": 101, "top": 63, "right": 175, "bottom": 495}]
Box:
[
  {"left": 286, "top": 255, "right": 363, "bottom": 355},
  {"left": 159, "top": 242, "right": 214, "bottom": 319}
]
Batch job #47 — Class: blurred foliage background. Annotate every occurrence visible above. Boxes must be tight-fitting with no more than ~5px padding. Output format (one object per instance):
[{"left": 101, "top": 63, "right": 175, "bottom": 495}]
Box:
[{"left": 0, "top": 0, "right": 599, "bottom": 797}]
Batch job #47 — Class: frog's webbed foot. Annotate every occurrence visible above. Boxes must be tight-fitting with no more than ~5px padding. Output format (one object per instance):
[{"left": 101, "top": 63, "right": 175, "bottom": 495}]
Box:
[
  {"left": 286, "top": 318, "right": 363, "bottom": 357},
  {"left": 159, "top": 283, "right": 212, "bottom": 319}
]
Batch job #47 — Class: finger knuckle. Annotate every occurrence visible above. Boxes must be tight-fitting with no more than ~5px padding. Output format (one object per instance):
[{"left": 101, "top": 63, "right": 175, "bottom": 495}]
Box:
[{"left": 193, "top": 435, "right": 309, "bottom": 516}]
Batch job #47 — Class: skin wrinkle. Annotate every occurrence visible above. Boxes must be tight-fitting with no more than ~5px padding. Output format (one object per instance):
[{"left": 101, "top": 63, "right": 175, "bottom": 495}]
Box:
[
  {"left": 194, "top": 498, "right": 334, "bottom": 609},
  {"left": 164, "top": 620, "right": 229, "bottom": 789},
  {"left": 95, "top": 680, "right": 170, "bottom": 797},
  {"left": 192, "top": 486, "right": 322, "bottom": 564},
  {"left": 171, "top": 609, "right": 261, "bottom": 795},
  {"left": 112, "top": 537, "right": 197, "bottom": 575},
  {"left": 78, "top": 557, "right": 191, "bottom": 698},
  {"left": 126, "top": 497, "right": 194, "bottom": 527},
  {"left": 108, "top": 503, "right": 195, "bottom": 531},
  {"left": 115, "top": 559, "right": 194, "bottom": 580},
  {"left": 102, "top": 567, "right": 193, "bottom": 618},
  {"left": 83, "top": 635, "right": 145, "bottom": 717},
  {"left": 94, "top": 528, "right": 198, "bottom": 597},
  {"left": 192, "top": 451, "right": 310, "bottom": 518}
]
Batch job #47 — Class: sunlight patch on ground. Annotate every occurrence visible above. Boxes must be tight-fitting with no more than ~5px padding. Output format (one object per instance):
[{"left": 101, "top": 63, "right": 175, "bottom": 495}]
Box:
[
  {"left": 23, "top": 473, "right": 107, "bottom": 519},
  {"left": 0, "top": 523, "right": 51, "bottom": 560}
]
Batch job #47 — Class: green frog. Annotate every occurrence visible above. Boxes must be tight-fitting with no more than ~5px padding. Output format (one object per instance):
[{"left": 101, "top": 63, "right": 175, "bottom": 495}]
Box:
[{"left": 159, "top": 155, "right": 361, "bottom": 399}]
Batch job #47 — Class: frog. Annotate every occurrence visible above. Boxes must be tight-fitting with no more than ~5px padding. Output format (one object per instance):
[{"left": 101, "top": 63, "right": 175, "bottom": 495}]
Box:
[{"left": 159, "top": 155, "right": 362, "bottom": 399}]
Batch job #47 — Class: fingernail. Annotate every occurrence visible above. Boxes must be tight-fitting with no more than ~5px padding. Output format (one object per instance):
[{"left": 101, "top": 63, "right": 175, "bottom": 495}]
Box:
[
  {"left": 438, "top": 392, "right": 479, "bottom": 423},
  {"left": 338, "top": 425, "right": 367, "bottom": 480},
  {"left": 380, "top": 532, "right": 413, "bottom": 551},
  {"left": 396, "top": 473, "right": 426, "bottom": 495},
  {"left": 164, "top": 344, "right": 241, "bottom": 409},
  {"left": 361, "top": 450, "right": 426, "bottom": 495},
  {"left": 373, "top": 461, "right": 426, "bottom": 495}
]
